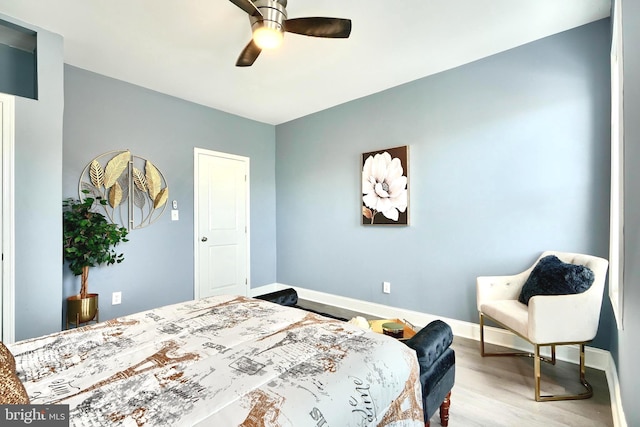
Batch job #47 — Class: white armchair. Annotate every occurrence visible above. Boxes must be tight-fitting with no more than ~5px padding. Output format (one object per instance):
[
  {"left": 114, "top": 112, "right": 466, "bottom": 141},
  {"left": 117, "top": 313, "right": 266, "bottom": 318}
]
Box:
[{"left": 476, "top": 251, "right": 609, "bottom": 401}]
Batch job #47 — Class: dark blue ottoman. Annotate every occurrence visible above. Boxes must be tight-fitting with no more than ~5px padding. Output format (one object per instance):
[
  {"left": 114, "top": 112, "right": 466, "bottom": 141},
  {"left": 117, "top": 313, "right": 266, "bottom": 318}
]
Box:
[
  {"left": 405, "top": 320, "right": 455, "bottom": 427},
  {"left": 255, "top": 288, "right": 299, "bottom": 307}
]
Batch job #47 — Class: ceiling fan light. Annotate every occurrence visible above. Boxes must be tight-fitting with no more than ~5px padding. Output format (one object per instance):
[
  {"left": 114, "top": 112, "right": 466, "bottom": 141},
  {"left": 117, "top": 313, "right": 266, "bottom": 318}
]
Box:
[{"left": 252, "top": 26, "right": 283, "bottom": 49}]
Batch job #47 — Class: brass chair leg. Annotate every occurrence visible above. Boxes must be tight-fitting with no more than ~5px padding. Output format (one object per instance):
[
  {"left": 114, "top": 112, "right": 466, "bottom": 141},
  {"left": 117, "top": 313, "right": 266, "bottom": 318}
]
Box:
[
  {"left": 479, "top": 312, "right": 593, "bottom": 402},
  {"left": 480, "top": 312, "right": 485, "bottom": 355},
  {"left": 536, "top": 343, "right": 593, "bottom": 401},
  {"left": 535, "top": 344, "right": 542, "bottom": 400}
]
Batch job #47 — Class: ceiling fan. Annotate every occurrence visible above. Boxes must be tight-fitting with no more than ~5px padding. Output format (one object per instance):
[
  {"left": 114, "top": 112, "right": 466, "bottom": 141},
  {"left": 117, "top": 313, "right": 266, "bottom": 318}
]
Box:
[{"left": 229, "top": 0, "right": 352, "bottom": 67}]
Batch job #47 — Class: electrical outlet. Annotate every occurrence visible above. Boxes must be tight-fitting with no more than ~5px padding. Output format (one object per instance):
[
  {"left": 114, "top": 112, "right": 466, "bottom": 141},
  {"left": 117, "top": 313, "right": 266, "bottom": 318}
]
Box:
[
  {"left": 112, "top": 291, "right": 122, "bottom": 305},
  {"left": 383, "top": 281, "right": 391, "bottom": 294}
]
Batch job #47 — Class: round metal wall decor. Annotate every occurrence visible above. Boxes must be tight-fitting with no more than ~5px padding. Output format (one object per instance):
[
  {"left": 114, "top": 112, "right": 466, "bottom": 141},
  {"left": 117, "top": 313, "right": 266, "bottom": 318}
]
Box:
[{"left": 78, "top": 150, "right": 169, "bottom": 230}]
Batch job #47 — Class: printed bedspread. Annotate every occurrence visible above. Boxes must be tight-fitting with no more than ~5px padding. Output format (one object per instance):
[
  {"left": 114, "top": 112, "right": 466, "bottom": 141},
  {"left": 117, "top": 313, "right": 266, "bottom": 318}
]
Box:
[{"left": 9, "top": 295, "right": 423, "bottom": 426}]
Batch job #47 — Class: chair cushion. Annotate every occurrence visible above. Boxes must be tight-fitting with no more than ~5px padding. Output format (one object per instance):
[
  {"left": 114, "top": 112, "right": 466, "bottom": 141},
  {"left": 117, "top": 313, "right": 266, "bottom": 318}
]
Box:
[
  {"left": 518, "top": 255, "right": 595, "bottom": 305},
  {"left": 480, "top": 300, "right": 529, "bottom": 338}
]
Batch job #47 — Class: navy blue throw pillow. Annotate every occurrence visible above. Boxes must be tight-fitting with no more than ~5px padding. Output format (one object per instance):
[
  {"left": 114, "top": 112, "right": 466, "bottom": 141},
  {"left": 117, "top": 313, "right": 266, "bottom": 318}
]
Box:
[{"left": 518, "top": 255, "right": 595, "bottom": 305}]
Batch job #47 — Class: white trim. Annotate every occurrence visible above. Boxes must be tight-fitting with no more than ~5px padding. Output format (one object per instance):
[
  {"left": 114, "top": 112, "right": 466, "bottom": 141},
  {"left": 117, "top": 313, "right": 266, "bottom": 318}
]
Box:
[
  {"left": 193, "top": 148, "right": 200, "bottom": 300},
  {"left": 250, "top": 283, "right": 281, "bottom": 297},
  {"left": 193, "top": 148, "right": 250, "bottom": 299},
  {"left": 609, "top": 0, "right": 625, "bottom": 330},
  {"left": 252, "top": 283, "right": 627, "bottom": 427},
  {"left": 0, "top": 93, "right": 15, "bottom": 343},
  {"left": 606, "top": 351, "right": 628, "bottom": 427}
]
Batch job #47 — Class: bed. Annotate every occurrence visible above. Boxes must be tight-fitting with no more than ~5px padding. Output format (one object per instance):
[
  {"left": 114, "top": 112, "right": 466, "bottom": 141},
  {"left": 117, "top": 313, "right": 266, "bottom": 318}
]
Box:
[{"left": 7, "top": 295, "right": 424, "bottom": 426}]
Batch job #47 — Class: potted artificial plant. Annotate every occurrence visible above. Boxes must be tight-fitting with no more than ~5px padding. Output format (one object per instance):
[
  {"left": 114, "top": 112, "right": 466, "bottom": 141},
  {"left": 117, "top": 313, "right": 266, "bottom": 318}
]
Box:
[{"left": 63, "top": 195, "right": 128, "bottom": 325}]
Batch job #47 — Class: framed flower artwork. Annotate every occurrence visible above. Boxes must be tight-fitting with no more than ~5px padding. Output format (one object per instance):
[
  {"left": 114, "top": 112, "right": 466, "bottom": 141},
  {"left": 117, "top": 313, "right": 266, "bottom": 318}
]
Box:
[{"left": 361, "top": 145, "right": 409, "bottom": 225}]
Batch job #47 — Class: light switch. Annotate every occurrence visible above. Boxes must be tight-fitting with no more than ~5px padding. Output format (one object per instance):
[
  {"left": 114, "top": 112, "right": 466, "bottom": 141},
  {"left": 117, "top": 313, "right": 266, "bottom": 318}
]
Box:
[{"left": 171, "top": 210, "right": 179, "bottom": 221}]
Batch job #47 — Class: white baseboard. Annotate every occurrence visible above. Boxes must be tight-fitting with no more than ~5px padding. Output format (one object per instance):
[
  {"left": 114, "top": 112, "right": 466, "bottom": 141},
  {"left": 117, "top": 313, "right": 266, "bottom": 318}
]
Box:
[
  {"left": 249, "top": 283, "right": 281, "bottom": 297},
  {"left": 606, "top": 352, "right": 628, "bottom": 427},
  {"left": 253, "top": 283, "right": 627, "bottom": 427}
]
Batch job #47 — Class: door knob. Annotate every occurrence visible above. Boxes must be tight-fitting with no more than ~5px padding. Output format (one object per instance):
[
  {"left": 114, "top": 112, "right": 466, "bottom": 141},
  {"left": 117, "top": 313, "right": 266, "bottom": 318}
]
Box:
[{"left": 201, "top": 236, "right": 208, "bottom": 242}]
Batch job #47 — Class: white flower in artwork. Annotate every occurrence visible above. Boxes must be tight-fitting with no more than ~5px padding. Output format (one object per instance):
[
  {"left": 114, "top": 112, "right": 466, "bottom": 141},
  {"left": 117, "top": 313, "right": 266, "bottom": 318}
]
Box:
[{"left": 362, "top": 151, "right": 407, "bottom": 223}]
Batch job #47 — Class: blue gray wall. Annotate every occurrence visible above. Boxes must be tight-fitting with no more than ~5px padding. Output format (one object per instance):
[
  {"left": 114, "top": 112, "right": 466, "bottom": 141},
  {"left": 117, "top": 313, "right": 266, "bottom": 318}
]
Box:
[
  {"left": 618, "top": 1, "right": 640, "bottom": 425},
  {"left": 5, "top": 9, "right": 636, "bottom": 423},
  {"left": 275, "top": 19, "right": 614, "bottom": 349},
  {"left": 62, "top": 66, "right": 277, "bottom": 324},
  {"left": 6, "top": 10, "right": 618, "bottom": 370},
  {"left": 1, "top": 13, "right": 65, "bottom": 340}
]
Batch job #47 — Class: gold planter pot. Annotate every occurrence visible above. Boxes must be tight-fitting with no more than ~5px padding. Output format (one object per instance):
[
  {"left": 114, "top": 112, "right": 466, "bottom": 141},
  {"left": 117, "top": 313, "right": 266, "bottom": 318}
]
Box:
[{"left": 66, "top": 293, "right": 99, "bottom": 328}]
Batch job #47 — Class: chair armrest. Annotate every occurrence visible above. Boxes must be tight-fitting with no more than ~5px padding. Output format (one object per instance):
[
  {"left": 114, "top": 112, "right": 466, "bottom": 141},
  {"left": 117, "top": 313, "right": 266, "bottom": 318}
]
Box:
[
  {"left": 528, "top": 292, "right": 602, "bottom": 344},
  {"left": 405, "top": 320, "right": 453, "bottom": 368},
  {"left": 476, "top": 271, "right": 530, "bottom": 310}
]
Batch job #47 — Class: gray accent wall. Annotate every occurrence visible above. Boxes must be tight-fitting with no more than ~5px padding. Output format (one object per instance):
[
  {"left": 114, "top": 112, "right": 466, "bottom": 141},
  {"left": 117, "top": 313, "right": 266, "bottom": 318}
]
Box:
[
  {"left": 275, "top": 20, "right": 614, "bottom": 349},
  {"left": 618, "top": 1, "right": 640, "bottom": 425},
  {"left": 62, "top": 66, "right": 276, "bottom": 324},
  {"left": 2, "top": 13, "right": 65, "bottom": 340}
]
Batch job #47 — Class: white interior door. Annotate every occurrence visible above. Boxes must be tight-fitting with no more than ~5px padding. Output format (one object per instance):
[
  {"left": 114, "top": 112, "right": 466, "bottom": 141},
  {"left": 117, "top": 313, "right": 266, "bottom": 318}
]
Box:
[{"left": 194, "top": 148, "right": 249, "bottom": 299}]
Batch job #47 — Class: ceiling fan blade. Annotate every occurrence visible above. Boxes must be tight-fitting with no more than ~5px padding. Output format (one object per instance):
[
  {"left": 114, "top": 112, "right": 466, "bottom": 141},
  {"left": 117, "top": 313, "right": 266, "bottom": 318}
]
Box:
[
  {"left": 229, "top": 0, "right": 262, "bottom": 17},
  {"left": 236, "top": 39, "right": 262, "bottom": 67},
  {"left": 283, "top": 17, "right": 351, "bottom": 38}
]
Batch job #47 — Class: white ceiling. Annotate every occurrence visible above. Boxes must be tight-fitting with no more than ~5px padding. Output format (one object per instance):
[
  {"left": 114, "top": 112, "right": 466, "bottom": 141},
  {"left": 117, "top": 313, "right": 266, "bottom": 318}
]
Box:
[{"left": 0, "top": 0, "right": 611, "bottom": 125}]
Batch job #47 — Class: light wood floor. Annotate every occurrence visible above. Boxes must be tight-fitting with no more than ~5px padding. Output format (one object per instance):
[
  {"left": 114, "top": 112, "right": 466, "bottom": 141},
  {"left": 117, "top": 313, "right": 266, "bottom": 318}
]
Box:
[{"left": 297, "top": 300, "right": 613, "bottom": 427}]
